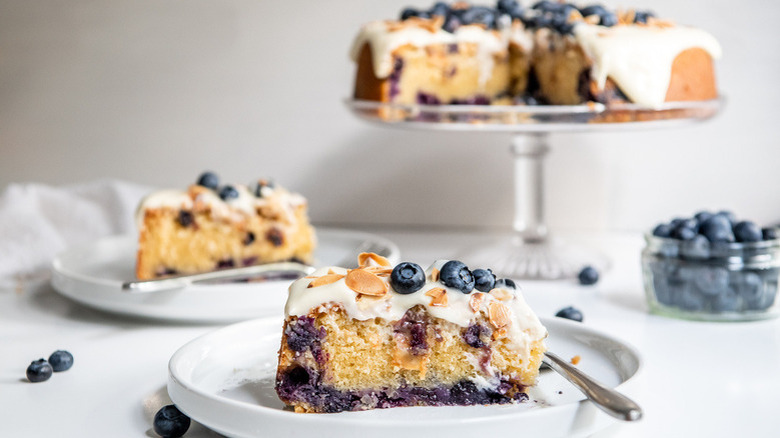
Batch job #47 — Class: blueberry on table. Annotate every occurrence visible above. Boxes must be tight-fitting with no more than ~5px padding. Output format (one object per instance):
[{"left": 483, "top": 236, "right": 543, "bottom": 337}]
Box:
[
  {"left": 390, "top": 262, "right": 426, "bottom": 295},
  {"left": 428, "top": 1, "right": 450, "bottom": 17},
  {"left": 472, "top": 268, "right": 496, "bottom": 292},
  {"left": 153, "top": 405, "right": 191, "bottom": 438},
  {"left": 218, "top": 185, "right": 239, "bottom": 201},
  {"left": 577, "top": 266, "right": 599, "bottom": 286},
  {"left": 652, "top": 223, "right": 673, "bottom": 238},
  {"left": 196, "top": 171, "right": 219, "bottom": 190},
  {"left": 698, "top": 214, "right": 735, "bottom": 243},
  {"left": 48, "top": 350, "right": 74, "bottom": 372},
  {"left": 26, "top": 359, "right": 53, "bottom": 383},
  {"left": 555, "top": 306, "right": 583, "bottom": 322},
  {"left": 733, "top": 221, "right": 763, "bottom": 243},
  {"left": 439, "top": 260, "right": 475, "bottom": 294}
]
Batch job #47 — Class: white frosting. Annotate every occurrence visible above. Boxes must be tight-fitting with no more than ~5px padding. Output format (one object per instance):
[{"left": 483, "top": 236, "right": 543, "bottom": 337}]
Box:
[
  {"left": 285, "top": 260, "right": 547, "bottom": 353},
  {"left": 349, "top": 20, "right": 521, "bottom": 86},
  {"left": 574, "top": 23, "right": 722, "bottom": 108},
  {"left": 135, "top": 183, "right": 306, "bottom": 229}
]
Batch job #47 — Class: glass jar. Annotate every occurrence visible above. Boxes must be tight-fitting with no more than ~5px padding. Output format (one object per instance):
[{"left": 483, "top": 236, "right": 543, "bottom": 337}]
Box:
[{"left": 642, "top": 234, "right": 780, "bottom": 321}]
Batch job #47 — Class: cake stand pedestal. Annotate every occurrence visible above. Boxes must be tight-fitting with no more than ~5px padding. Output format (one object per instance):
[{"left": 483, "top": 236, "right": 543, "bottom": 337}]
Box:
[{"left": 347, "top": 98, "right": 722, "bottom": 279}]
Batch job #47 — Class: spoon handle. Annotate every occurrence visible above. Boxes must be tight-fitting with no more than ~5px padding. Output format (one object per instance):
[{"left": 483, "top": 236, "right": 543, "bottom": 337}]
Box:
[{"left": 543, "top": 351, "right": 643, "bottom": 422}]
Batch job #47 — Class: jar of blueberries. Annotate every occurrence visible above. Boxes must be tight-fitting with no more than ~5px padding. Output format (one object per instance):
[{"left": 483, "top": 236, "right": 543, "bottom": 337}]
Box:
[{"left": 642, "top": 211, "right": 780, "bottom": 321}]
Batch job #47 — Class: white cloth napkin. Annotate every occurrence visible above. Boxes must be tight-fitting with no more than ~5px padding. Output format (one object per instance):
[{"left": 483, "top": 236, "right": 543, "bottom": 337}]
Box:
[{"left": 0, "top": 179, "right": 152, "bottom": 287}]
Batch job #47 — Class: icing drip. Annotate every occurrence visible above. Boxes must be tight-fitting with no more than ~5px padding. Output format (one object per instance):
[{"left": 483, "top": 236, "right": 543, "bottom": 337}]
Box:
[{"left": 574, "top": 23, "right": 722, "bottom": 108}]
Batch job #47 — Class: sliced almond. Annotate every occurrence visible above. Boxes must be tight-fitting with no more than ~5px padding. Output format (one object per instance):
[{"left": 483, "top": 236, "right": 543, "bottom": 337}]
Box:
[
  {"left": 488, "top": 302, "right": 512, "bottom": 329},
  {"left": 571, "top": 355, "right": 581, "bottom": 365},
  {"left": 424, "top": 287, "right": 448, "bottom": 307},
  {"left": 392, "top": 333, "right": 429, "bottom": 378},
  {"left": 364, "top": 266, "right": 393, "bottom": 276},
  {"left": 490, "top": 288, "right": 513, "bottom": 302},
  {"left": 358, "top": 252, "right": 391, "bottom": 268},
  {"left": 584, "top": 14, "right": 600, "bottom": 25},
  {"left": 430, "top": 268, "right": 440, "bottom": 282},
  {"left": 345, "top": 269, "right": 388, "bottom": 296},
  {"left": 492, "top": 327, "right": 508, "bottom": 341},
  {"left": 307, "top": 274, "right": 344, "bottom": 288},
  {"left": 469, "top": 293, "right": 486, "bottom": 313}
]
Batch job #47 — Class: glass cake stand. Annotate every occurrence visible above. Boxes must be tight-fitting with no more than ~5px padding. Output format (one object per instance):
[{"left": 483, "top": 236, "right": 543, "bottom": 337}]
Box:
[{"left": 346, "top": 98, "right": 723, "bottom": 279}]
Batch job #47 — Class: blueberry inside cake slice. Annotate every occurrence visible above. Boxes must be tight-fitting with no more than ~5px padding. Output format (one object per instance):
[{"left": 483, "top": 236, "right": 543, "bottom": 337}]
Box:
[
  {"left": 135, "top": 171, "right": 316, "bottom": 279},
  {"left": 275, "top": 254, "right": 547, "bottom": 413}
]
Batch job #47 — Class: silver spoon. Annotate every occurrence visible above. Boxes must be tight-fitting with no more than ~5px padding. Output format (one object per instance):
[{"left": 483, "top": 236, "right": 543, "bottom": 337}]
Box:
[{"left": 543, "top": 351, "right": 643, "bottom": 422}]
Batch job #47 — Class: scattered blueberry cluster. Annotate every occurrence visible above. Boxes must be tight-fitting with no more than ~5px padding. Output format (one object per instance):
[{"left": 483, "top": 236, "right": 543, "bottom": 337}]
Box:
[
  {"left": 195, "top": 171, "right": 275, "bottom": 202},
  {"left": 389, "top": 260, "right": 515, "bottom": 295},
  {"left": 578, "top": 266, "right": 599, "bottom": 285},
  {"left": 646, "top": 210, "right": 780, "bottom": 317},
  {"left": 26, "top": 350, "right": 73, "bottom": 383},
  {"left": 399, "top": 1, "right": 654, "bottom": 34},
  {"left": 153, "top": 405, "right": 191, "bottom": 438}
]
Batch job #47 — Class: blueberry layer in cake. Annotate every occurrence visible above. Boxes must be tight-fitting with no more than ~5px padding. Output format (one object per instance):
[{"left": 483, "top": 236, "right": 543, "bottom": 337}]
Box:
[
  {"left": 275, "top": 254, "right": 547, "bottom": 413},
  {"left": 135, "top": 172, "right": 316, "bottom": 280},
  {"left": 351, "top": 1, "right": 721, "bottom": 109}
]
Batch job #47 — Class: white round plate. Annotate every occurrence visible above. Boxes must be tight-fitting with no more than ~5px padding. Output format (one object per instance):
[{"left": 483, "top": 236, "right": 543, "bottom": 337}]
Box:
[
  {"left": 168, "top": 317, "right": 642, "bottom": 438},
  {"left": 50, "top": 228, "right": 400, "bottom": 323}
]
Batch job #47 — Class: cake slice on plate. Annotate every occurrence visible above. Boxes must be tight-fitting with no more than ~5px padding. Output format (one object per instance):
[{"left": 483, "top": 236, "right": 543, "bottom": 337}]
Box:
[
  {"left": 135, "top": 172, "right": 316, "bottom": 280},
  {"left": 275, "top": 253, "right": 547, "bottom": 413}
]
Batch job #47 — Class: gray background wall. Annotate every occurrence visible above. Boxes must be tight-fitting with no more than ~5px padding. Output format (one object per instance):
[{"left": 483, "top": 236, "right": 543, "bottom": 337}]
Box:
[{"left": 1, "top": 0, "right": 777, "bottom": 231}]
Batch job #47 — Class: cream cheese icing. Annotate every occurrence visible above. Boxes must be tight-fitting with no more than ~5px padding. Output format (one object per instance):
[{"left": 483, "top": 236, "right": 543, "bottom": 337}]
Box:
[
  {"left": 285, "top": 260, "right": 547, "bottom": 354},
  {"left": 573, "top": 23, "right": 722, "bottom": 108},
  {"left": 135, "top": 184, "right": 306, "bottom": 229}
]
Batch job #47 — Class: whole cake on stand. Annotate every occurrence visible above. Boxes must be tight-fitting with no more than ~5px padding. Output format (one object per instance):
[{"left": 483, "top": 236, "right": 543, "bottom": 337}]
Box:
[{"left": 347, "top": 0, "right": 722, "bottom": 279}]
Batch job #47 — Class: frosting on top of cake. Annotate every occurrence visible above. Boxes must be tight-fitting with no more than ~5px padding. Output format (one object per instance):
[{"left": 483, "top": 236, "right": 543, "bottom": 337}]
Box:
[
  {"left": 573, "top": 23, "right": 722, "bottom": 108},
  {"left": 136, "top": 182, "right": 306, "bottom": 228},
  {"left": 286, "top": 257, "right": 547, "bottom": 353},
  {"left": 350, "top": 19, "right": 529, "bottom": 86}
]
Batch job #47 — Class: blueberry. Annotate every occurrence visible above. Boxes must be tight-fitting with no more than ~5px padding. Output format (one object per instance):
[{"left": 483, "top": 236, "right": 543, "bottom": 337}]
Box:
[
  {"left": 670, "top": 217, "right": 697, "bottom": 229},
  {"left": 711, "top": 288, "right": 742, "bottom": 313},
  {"left": 390, "top": 262, "right": 426, "bottom": 295},
  {"left": 579, "top": 4, "right": 608, "bottom": 17},
  {"left": 400, "top": 7, "right": 426, "bottom": 20},
  {"left": 26, "top": 359, "right": 53, "bottom": 383},
  {"left": 675, "top": 288, "right": 705, "bottom": 312},
  {"left": 497, "top": 0, "right": 521, "bottom": 14},
  {"left": 599, "top": 12, "right": 618, "bottom": 26},
  {"left": 218, "top": 185, "right": 239, "bottom": 201},
  {"left": 716, "top": 210, "right": 737, "bottom": 226},
  {"left": 439, "top": 260, "right": 475, "bottom": 294},
  {"left": 429, "top": 2, "right": 450, "bottom": 17},
  {"left": 670, "top": 225, "right": 696, "bottom": 241},
  {"left": 252, "top": 179, "right": 275, "bottom": 197},
  {"left": 533, "top": 1, "right": 564, "bottom": 12},
  {"left": 733, "top": 221, "right": 762, "bottom": 243},
  {"left": 577, "top": 266, "right": 599, "bottom": 285},
  {"left": 495, "top": 278, "right": 516, "bottom": 290},
  {"left": 694, "top": 211, "right": 713, "bottom": 224},
  {"left": 763, "top": 227, "right": 778, "bottom": 240},
  {"left": 196, "top": 171, "right": 219, "bottom": 190},
  {"left": 442, "top": 14, "right": 462, "bottom": 33},
  {"left": 460, "top": 7, "right": 497, "bottom": 28},
  {"left": 176, "top": 210, "right": 193, "bottom": 227},
  {"left": 652, "top": 223, "right": 673, "bottom": 238},
  {"left": 693, "top": 267, "right": 729, "bottom": 296},
  {"left": 153, "top": 405, "right": 191, "bottom": 438},
  {"left": 48, "top": 350, "right": 73, "bottom": 372},
  {"left": 698, "top": 214, "right": 735, "bottom": 243},
  {"left": 473, "top": 269, "right": 496, "bottom": 292},
  {"left": 680, "top": 234, "right": 711, "bottom": 260},
  {"left": 633, "top": 10, "right": 655, "bottom": 23},
  {"left": 735, "top": 272, "right": 765, "bottom": 308},
  {"left": 555, "top": 306, "right": 583, "bottom": 322}
]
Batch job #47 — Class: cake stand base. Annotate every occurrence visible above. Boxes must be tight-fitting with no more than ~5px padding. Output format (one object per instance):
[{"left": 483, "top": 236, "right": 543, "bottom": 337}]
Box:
[{"left": 461, "top": 236, "right": 610, "bottom": 280}]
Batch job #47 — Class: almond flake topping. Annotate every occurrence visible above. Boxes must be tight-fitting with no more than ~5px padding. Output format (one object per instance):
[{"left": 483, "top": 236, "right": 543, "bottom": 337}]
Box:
[
  {"left": 488, "top": 302, "right": 511, "bottom": 329},
  {"left": 358, "top": 252, "right": 391, "bottom": 268},
  {"left": 308, "top": 274, "right": 344, "bottom": 288},
  {"left": 364, "top": 266, "right": 393, "bottom": 277},
  {"left": 489, "top": 288, "right": 513, "bottom": 302},
  {"left": 424, "top": 287, "right": 448, "bottom": 307},
  {"left": 430, "top": 268, "right": 440, "bottom": 282},
  {"left": 468, "top": 293, "right": 486, "bottom": 313},
  {"left": 345, "top": 268, "right": 388, "bottom": 296}
]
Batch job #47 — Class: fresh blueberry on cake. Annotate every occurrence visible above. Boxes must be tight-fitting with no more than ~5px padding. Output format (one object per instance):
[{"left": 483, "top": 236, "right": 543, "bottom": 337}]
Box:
[
  {"left": 275, "top": 253, "right": 547, "bottom": 413},
  {"left": 351, "top": 1, "right": 720, "bottom": 109},
  {"left": 134, "top": 172, "right": 316, "bottom": 279}
]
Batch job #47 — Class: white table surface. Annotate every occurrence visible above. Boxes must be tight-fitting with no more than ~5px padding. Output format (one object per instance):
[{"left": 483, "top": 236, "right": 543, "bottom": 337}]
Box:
[{"left": 2, "top": 227, "right": 779, "bottom": 437}]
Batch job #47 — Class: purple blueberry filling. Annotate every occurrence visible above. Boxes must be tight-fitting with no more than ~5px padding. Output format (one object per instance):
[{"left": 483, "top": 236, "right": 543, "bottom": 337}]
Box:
[
  {"left": 394, "top": 308, "right": 429, "bottom": 355},
  {"left": 243, "top": 232, "right": 255, "bottom": 246},
  {"left": 242, "top": 256, "right": 258, "bottom": 266},
  {"left": 275, "top": 365, "right": 528, "bottom": 413},
  {"left": 416, "top": 92, "right": 492, "bottom": 106},
  {"left": 217, "top": 259, "right": 234, "bottom": 269},
  {"left": 285, "top": 317, "right": 324, "bottom": 352},
  {"left": 177, "top": 210, "right": 193, "bottom": 227},
  {"left": 463, "top": 323, "right": 490, "bottom": 349},
  {"left": 266, "top": 228, "right": 284, "bottom": 247},
  {"left": 416, "top": 92, "right": 441, "bottom": 105},
  {"left": 388, "top": 58, "right": 404, "bottom": 100}
]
